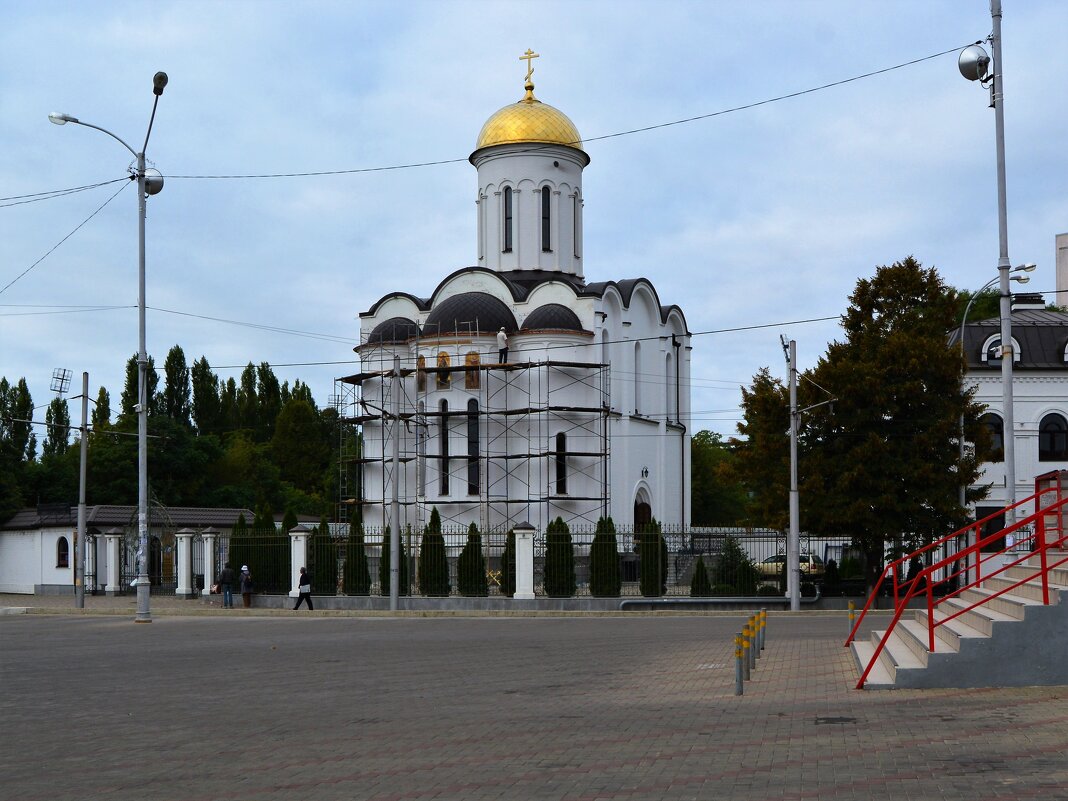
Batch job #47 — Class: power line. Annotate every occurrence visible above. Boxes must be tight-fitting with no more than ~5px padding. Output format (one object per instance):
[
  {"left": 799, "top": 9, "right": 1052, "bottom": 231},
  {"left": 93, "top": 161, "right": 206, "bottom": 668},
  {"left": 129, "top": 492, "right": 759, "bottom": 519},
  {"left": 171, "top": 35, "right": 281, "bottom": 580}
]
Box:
[
  {"left": 147, "top": 306, "right": 355, "bottom": 345},
  {"left": 0, "top": 176, "right": 130, "bottom": 208}
]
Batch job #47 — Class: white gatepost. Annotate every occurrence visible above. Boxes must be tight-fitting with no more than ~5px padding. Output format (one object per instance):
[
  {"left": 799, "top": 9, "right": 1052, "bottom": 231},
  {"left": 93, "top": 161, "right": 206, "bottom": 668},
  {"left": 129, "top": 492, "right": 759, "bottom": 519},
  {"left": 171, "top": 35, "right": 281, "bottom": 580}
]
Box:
[
  {"left": 201, "top": 527, "right": 219, "bottom": 598},
  {"left": 104, "top": 527, "right": 123, "bottom": 596},
  {"left": 175, "top": 528, "right": 195, "bottom": 598},
  {"left": 85, "top": 533, "right": 97, "bottom": 594},
  {"left": 513, "top": 521, "right": 536, "bottom": 600},
  {"left": 289, "top": 525, "right": 311, "bottom": 599}
]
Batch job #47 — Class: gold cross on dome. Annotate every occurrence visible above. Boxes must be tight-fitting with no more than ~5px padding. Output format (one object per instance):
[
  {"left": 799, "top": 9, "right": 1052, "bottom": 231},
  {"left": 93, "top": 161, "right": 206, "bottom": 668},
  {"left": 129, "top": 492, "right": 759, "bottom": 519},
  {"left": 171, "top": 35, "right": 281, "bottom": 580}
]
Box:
[{"left": 520, "top": 48, "right": 540, "bottom": 83}]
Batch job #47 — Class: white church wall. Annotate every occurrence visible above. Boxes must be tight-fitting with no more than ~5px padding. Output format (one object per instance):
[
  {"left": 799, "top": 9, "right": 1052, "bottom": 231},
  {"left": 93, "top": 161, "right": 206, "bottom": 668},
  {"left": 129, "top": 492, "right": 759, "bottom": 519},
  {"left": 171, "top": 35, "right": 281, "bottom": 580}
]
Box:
[{"left": 0, "top": 530, "right": 38, "bottom": 593}]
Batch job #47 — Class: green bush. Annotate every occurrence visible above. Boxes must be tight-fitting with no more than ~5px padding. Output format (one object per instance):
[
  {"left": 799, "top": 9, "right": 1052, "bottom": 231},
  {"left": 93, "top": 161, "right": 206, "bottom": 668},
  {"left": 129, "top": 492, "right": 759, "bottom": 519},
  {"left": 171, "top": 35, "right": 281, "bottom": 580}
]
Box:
[
  {"left": 377, "top": 525, "right": 410, "bottom": 596},
  {"left": 544, "top": 517, "right": 576, "bottom": 597},
  {"left": 638, "top": 518, "right": 668, "bottom": 597},
  {"left": 757, "top": 583, "right": 784, "bottom": 597},
  {"left": 712, "top": 535, "right": 759, "bottom": 595},
  {"left": 839, "top": 557, "right": 863, "bottom": 579},
  {"left": 589, "top": 516, "right": 621, "bottom": 597},
  {"left": 500, "top": 530, "right": 516, "bottom": 597},
  {"left": 690, "top": 556, "right": 711, "bottom": 597},
  {"left": 343, "top": 520, "right": 371, "bottom": 595},
  {"left": 457, "top": 522, "right": 488, "bottom": 597},
  {"left": 418, "top": 507, "right": 451, "bottom": 597},
  {"left": 823, "top": 558, "right": 841, "bottom": 587},
  {"left": 711, "top": 583, "right": 736, "bottom": 597}
]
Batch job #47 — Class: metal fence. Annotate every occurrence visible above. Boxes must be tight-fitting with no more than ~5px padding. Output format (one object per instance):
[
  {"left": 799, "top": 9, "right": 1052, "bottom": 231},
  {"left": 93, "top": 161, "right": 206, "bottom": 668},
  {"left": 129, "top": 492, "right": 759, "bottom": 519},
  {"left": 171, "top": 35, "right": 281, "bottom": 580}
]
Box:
[{"left": 216, "top": 526, "right": 859, "bottom": 598}]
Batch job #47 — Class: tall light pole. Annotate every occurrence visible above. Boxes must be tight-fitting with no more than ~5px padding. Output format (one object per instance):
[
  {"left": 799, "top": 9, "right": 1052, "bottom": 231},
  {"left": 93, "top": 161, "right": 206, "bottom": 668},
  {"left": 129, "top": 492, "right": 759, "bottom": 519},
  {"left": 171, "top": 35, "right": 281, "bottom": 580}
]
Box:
[
  {"left": 50, "top": 71, "right": 168, "bottom": 623},
  {"left": 960, "top": 1, "right": 1018, "bottom": 526}
]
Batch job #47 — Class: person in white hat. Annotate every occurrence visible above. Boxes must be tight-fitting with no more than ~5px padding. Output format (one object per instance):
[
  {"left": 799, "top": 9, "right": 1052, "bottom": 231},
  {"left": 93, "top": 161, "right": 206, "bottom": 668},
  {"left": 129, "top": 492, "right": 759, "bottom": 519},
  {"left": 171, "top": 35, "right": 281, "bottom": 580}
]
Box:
[
  {"left": 497, "top": 327, "right": 508, "bottom": 364},
  {"left": 240, "top": 565, "right": 253, "bottom": 608}
]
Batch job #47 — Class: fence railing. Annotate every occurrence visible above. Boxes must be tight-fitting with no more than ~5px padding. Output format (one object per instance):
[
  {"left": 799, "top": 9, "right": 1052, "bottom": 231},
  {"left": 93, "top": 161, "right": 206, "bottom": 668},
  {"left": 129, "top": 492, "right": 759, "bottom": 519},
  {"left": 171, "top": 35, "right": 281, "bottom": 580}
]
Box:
[{"left": 210, "top": 527, "right": 856, "bottom": 599}]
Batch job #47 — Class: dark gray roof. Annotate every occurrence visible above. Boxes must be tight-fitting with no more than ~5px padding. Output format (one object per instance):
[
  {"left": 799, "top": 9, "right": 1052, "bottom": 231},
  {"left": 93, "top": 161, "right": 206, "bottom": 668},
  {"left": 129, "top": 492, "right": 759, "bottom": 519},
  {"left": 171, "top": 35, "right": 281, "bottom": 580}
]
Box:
[
  {"left": 367, "top": 316, "right": 421, "bottom": 346},
  {"left": 1, "top": 506, "right": 255, "bottom": 531},
  {"left": 521, "top": 303, "right": 583, "bottom": 332},
  {"left": 952, "top": 310, "right": 1068, "bottom": 370},
  {"left": 422, "top": 291, "right": 518, "bottom": 337}
]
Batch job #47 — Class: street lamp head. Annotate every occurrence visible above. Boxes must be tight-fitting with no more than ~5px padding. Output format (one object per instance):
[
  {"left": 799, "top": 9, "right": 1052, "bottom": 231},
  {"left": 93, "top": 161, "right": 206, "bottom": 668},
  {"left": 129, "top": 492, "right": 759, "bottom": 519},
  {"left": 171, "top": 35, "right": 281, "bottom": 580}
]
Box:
[
  {"left": 48, "top": 112, "right": 77, "bottom": 125},
  {"left": 143, "top": 168, "right": 164, "bottom": 196},
  {"left": 152, "top": 72, "right": 168, "bottom": 96},
  {"left": 958, "top": 44, "right": 991, "bottom": 82},
  {"left": 1011, "top": 275, "right": 1030, "bottom": 285},
  {"left": 1016, "top": 263, "right": 1037, "bottom": 273}
]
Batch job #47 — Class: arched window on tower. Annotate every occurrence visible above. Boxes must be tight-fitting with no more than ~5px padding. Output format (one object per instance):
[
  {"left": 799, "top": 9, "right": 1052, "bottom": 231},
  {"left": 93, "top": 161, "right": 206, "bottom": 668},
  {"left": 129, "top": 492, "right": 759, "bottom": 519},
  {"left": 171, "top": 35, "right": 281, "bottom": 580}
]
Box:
[
  {"left": 541, "top": 188, "right": 552, "bottom": 252},
  {"left": 439, "top": 399, "right": 450, "bottom": 495},
  {"left": 467, "top": 399, "right": 480, "bottom": 495},
  {"left": 56, "top": 536, "right": 69, "bottom": 568},
  {"left": 555, "top": 432, "right": 567, "bottom": 495},
  {"left": 417, "top": 401, "right": 426, "bottom": 496},
  {"left": 1040, "top": 413, "right": 1068, "bottom": 461},
  {"left": 633, "top": 341, "right": 642, "bottom": 415},
  {"left": 980, "top": 412, "right": 1003, "bottom": 463},
  {"left": 503, "top": 187, "right": 513, "bottom": 252}
]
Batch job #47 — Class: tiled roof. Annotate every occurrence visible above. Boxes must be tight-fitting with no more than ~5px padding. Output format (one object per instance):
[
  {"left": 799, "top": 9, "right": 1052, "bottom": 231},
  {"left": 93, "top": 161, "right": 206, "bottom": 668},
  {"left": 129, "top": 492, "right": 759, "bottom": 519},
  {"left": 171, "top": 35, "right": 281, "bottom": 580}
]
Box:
[
  {"left": 955, "top": 311, "right": 1068, "bottom": 370},
  {"left": 1, "top": 505, "right": 255, "bottom": 531}
]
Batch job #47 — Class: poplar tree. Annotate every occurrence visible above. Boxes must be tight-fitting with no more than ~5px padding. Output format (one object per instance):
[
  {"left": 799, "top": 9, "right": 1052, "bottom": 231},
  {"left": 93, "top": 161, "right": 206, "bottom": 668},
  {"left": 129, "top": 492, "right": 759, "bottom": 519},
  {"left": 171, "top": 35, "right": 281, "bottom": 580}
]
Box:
[
  {"left": 457, "top": 521, "right": 487, "bottom": 596},
  {"left": 162, "top": 345, "right": 191, "bottom": 426},
  {"left": 589, "top": 516, "right": 621, "bottom": 597}
]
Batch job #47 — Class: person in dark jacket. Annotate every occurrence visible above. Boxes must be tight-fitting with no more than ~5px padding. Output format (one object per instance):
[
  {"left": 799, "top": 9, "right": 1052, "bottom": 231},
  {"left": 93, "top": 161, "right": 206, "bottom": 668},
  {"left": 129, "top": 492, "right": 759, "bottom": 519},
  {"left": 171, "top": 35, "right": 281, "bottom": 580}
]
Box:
[
  {"left": 217, "top": 562, "right": 236, "bottom": 608},
  {"left": 240, "top": 565, "right": 253, "bottom": 608},
  {"left": 293, "top": 567, "right": 313, "bottom": 610}
]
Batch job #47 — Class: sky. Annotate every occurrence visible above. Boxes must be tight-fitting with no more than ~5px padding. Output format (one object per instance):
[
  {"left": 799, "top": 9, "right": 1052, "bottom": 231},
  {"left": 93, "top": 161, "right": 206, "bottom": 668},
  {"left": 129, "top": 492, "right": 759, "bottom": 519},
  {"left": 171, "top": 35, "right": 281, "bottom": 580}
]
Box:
[{"left": 2, "top": 0, "right": 1067, "bottom": 442}]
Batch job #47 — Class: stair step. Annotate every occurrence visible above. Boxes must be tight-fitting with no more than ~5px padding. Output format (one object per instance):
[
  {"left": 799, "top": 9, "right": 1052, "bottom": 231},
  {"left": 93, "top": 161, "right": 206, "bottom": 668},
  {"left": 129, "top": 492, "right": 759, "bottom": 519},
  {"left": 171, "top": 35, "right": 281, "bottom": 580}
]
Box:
[
  {"left": 896, "top": 618, "right": 937, "bottom": 661},
  {"left": 916, "top": 606, "right": 987, "bottom": 648},
  {"left": 869, "top": 628, "right": 925, "bottom": 682},
  {"left": 936, "top": 597, "right": 1016, "bottom": 636},
  {"left": 961, "top": 587, "right": 1032, "bottom": 619},
  {"left": 1005, "top": 564, "right": 1068, "bottom": 587},
  {"left": 984, "top": 576, "right": 1061, "bottom": 604},
  {"left": 850, "top": 639, "right": 894, "bottom": 689}
]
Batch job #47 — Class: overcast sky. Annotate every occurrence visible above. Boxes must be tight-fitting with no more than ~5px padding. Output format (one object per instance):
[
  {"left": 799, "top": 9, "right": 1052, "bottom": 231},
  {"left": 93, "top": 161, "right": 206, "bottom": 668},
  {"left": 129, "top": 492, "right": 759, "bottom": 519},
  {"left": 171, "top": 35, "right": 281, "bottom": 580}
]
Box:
[{"left": 2, "top": 0, "right": 1066, "bottom": 441}]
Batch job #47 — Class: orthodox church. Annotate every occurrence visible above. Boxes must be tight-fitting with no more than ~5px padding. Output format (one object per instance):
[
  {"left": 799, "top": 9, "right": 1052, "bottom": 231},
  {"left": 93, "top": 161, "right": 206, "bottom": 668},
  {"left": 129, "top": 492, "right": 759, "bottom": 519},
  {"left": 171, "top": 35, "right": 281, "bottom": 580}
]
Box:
[{"left": 342, "top": 53, "right": 691, "bottom": 535}]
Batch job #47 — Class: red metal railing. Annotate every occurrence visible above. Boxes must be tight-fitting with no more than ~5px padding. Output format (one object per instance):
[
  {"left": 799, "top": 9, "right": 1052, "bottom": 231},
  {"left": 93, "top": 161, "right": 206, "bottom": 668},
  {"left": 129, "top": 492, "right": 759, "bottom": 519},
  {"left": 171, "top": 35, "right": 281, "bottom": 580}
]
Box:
[{"left": 845, "top": 485, "right": 1068, "bottom": 689}]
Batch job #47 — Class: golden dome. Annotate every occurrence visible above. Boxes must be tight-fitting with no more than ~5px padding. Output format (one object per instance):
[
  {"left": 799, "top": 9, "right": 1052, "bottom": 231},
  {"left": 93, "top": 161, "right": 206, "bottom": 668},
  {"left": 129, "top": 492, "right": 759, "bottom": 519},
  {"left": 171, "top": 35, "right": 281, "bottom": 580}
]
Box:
[{"left": 474, "top": 84, "right": 584, "bottom": 152}]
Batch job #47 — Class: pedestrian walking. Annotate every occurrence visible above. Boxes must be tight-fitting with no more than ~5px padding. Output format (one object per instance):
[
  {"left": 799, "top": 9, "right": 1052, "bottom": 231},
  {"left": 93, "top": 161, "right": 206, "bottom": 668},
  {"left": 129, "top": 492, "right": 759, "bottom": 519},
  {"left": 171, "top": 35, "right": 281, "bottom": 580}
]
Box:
[
  {"left": 497, "top": 327, "right": 508, "bottom": 363},
  {"left": 293, "top": 567, "right": 313, "bottom": 610},
  {"left": 217, "top": 562, "right": 236, "bottom": 608},
  {"left": 240, "top": 565, "right": 253, "bottom": 608}
]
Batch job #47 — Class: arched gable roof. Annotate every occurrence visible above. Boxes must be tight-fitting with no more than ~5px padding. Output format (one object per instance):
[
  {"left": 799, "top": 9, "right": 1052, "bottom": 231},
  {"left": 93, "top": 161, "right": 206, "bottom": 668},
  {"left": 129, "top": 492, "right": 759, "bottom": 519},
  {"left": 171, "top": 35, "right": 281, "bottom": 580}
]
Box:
[{"left": 584, "top": 277, "right": 689, "bottom": 331}]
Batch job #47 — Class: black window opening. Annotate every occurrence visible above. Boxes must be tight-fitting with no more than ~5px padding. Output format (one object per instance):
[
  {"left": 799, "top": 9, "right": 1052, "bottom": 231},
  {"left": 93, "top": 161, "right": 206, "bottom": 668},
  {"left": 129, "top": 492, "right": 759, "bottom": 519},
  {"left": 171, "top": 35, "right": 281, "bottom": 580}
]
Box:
[
  {"left": 439, "top": 400, "right": 450, "bottom": 495},
  {"left": 503, "top": 187, "right": 513, "bottom": 252},
  {"left": 981, "top": 412, "right": 1004, "bottom": 462},
  {"left": 1040, "top": 413, "right": 1068, "bottom": 461},
  {"left": 541, "top": 188, "right": 551, "bottom": 252},
  {"left": 976, "top": 506, "right": 1007, "bottom": 553},
  {"left": 555, "top": 432, "right": 567, "bottom": 495},
  {"left": 467, "top": 400, "right": 479, "bottom": 495},
  {"left": 57, "top": 536, "right": 69, "bottom": 568}
]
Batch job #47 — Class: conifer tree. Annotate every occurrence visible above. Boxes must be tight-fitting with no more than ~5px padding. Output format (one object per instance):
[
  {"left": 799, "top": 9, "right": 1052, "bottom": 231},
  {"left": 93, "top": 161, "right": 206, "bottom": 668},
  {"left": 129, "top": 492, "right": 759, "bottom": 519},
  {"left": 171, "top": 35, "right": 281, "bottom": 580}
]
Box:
[
  {"left": 639, "top": 517, "right": 668, "bottom": 597},
  {"left": 309, "top": 515, "right": 335, "bottom": 594},
  {"left": 418, "top": 507, "right": 451, "bottom": 596},
  {"left": 457, "top": 521, "right": 488, "bottom": 596},
  {"left": 711, "top": 535, "right": 758, "bottom": 595},
  {"left": 589, "top": 516, "right": 621, "bottom": 597},
  {"left": 42, "top": 397, "right": 71, "bottom": 457},
  {"left": 90, "top": 387, "right": 111, "bottom": 437},
  {"left": 190, "top": 356, "right": 221, "bottom": 434},
  {"left": 162, "top": 345, "right": 191, "bottom": 426},
  {"left": 343, "top": 519, "right": 371, "bottom": 595},
  {"left": 544, "top": 517, "right": 576, "bottom": 597},
  {"left": 690, "top": 556, "right": 712, "bottom": 597},
  {"left": 500, "top": 529, "right": 516, "bottom": 597}
]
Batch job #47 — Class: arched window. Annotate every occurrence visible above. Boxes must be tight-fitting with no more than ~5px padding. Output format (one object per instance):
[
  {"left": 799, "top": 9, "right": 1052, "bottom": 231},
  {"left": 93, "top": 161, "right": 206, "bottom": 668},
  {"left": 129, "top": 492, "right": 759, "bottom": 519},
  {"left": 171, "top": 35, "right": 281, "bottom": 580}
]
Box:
[
  {"left": 439, "top": 400, "right": 450, "bottom": 495},
  {"left": 467, "top": 400, "right": 480, "bottom": 495},
  {"left": 417, "top": 355, "right": 426, "bottom": 392},
  {"left": 436, "top": 352, "right": 451, "bottom": 389},
  {"left": 503, "top": 187, "right": 513, "bottom": 252},
  {"left": 633, "top": 341, "right": 642, "bottom": 415},
  {"left": 1040, "top": 413, "right": 1068, "bottom": 461},
  {"left": 56, "top": 536, "right": 69, "bottom": 568},
  {"left": 541, "top": 188, "right": 552, "bottom": 252},
  {"left": 665, "top": 353, "right": 674, "bottom": 422},
  {"left": 417, "top": 401, "right": 426, "bottom": 496},
  {"left": 464, "top": 351, "right": 480, "bottom": 390},
  {"left": 555, "top": 432, "right": 567, "bottom": 495},
  {"left": 980, "top": 413, "right": 1003, "bottom": 462}
]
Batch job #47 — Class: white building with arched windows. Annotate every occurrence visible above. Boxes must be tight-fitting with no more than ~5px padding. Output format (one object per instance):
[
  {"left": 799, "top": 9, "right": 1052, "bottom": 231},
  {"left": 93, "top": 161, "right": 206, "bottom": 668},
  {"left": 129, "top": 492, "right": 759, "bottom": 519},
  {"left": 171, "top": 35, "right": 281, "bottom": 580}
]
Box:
[
  {"left": 954, "top": 292, "right": 1068, "bottom": 528},
  {"left": 339, "top": 61, "right": 691, "bottom": 535}
]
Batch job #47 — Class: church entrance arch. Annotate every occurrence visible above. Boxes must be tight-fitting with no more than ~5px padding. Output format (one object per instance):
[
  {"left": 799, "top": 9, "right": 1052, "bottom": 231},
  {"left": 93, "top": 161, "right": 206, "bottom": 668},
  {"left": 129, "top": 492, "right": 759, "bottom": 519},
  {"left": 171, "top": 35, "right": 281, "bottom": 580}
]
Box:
[{"left": 633, "top": 486, "right": 652, "bottom": 528}]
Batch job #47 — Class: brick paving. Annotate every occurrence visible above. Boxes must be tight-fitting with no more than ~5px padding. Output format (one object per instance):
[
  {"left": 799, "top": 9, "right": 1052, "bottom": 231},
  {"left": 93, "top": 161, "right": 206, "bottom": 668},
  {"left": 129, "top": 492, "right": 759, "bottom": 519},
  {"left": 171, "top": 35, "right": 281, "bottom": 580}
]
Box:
[{"left": 2, "top": 598, "right": 1068, "bottom": 800}]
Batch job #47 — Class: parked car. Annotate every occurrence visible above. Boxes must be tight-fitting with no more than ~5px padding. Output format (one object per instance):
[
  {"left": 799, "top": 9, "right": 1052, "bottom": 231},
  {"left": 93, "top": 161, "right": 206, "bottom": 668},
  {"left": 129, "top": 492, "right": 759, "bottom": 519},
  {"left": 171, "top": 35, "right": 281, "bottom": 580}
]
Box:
[{"left": 756, "top": 552, "right": 825, "bottom": 578}]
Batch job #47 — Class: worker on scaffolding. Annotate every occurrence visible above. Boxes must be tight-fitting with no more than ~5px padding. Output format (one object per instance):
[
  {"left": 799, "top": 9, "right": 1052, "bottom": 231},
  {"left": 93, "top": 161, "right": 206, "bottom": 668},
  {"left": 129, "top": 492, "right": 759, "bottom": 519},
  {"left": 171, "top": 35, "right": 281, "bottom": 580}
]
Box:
[{"left": 497, "top": 327, "right": 508, "bottom": 364}]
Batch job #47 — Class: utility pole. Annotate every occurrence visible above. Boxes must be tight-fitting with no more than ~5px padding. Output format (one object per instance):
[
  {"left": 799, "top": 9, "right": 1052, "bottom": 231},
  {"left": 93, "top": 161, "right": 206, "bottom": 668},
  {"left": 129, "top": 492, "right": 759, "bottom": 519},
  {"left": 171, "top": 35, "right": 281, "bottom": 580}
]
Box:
[
  {"left": 390, "top": 355, "right": 401, "bottom": 611},
  {"left": 785, "top": 339, "right": 800, "bottom": 612},
  {"left": 75, "top": 371, "right": 88, "bottom": 610}
]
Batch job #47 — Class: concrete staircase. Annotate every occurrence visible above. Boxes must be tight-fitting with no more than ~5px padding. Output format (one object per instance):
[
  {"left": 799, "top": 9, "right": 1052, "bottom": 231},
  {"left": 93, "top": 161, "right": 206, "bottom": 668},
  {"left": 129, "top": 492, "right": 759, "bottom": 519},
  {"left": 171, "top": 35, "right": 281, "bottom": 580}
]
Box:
[{"left": 851, "top": 555, "right": 1068, "bottom": 689}]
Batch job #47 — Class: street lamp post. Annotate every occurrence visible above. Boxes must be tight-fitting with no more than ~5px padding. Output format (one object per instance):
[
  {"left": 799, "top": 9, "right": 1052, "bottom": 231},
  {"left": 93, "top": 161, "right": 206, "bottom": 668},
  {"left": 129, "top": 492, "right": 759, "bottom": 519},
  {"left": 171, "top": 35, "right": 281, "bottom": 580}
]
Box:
[{"left": 49, "top": 71, "right": 168, "bottom": 623}]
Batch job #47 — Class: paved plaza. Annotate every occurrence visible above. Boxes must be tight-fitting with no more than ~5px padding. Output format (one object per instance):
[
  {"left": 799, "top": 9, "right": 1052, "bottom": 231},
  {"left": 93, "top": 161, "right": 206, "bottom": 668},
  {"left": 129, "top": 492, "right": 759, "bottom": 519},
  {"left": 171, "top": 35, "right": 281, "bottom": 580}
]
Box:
[{"left": 3, "top": 598, "right": 1068, "bottom": 800}]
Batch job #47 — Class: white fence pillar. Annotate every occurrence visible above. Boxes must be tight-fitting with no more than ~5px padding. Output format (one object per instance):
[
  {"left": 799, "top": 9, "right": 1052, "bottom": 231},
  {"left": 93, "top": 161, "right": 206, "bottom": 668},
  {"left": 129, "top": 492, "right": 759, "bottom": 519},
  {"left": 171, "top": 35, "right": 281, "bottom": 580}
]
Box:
[
  {"left": 201, "top": 527, "right": 219, "bottom": 598},
  {"left": 104, "top": 528, "right": 122, "bottom": 596},
  {"left": 514, "top": 522, "right": 535, "bottom": 600},
  {"left": 175, "top": 528, "right": 195, "bottom": 598},
  {"left": 289, "top": 525, "right": 311, "bottom": 599}
]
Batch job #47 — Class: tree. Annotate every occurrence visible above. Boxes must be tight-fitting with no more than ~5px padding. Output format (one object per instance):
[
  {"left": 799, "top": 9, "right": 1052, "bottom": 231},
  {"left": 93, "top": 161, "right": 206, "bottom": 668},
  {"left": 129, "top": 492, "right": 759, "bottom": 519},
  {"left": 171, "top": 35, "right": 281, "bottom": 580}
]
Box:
[
  {"left": 543, "top": 516, "right": 576, "bottom": 597},
  {"left": 236, "top": 363, "right": 258, "bottom": 434},
  {"left": 690, "top": 431, "right": 747, "bottom": 525},
  {"left": 219, "top": 377, "right": 239, "bottom": 432},
  {"left": 729, "top": 368, "right": 790, "bottom": 530},
  {"left": 343, "top": 519, "right": 371, "bottom": 595},
  {"left": 90, "top": 386, "right": 111, "bottom": 437},
  {"left": 418, "top": 507, "right": 451, "bottom": 596},
  {"left": 690, "top": 556, "right": 711, "bottom": 597},
  {"left": 803, "top": 258, "right": 988, "bottom": 590},
  {"left": 120, "top": 354, "right": 159, "bottom": 418},
  {"left": 638, "top": 517, "right": 668, "bottom": 597},
  {"left": 191, "top": 356, "right": 221, "bottom": 434},
  {"left": 457, "top": 522, "right": 488, "bottom": 596},
  {"left": 711, "top": 535, "right": 759, "bottom": 595},
  {"left": 42, "top": 397, "right": 71, "bottom": 457},
  {"left": 377, "top": 525, "right": 410, "bottom": 596},
  {"left": 162, "top": 345, "right": 191, "bottom": 426},
  {"left": 271, "top": 398, "right": 330, "bottom": 493},
  {"left": 256, "top": 363, "right": 282, "bottom": 441},
  {"left": 309, "top": 516, "right": 336, "bottom": 594},
  {"left": 500, "top": 529, "right": 516, "bottom": 597},
  {"left": 589, "top": 516, "right": 621, "bottom": 597}
]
